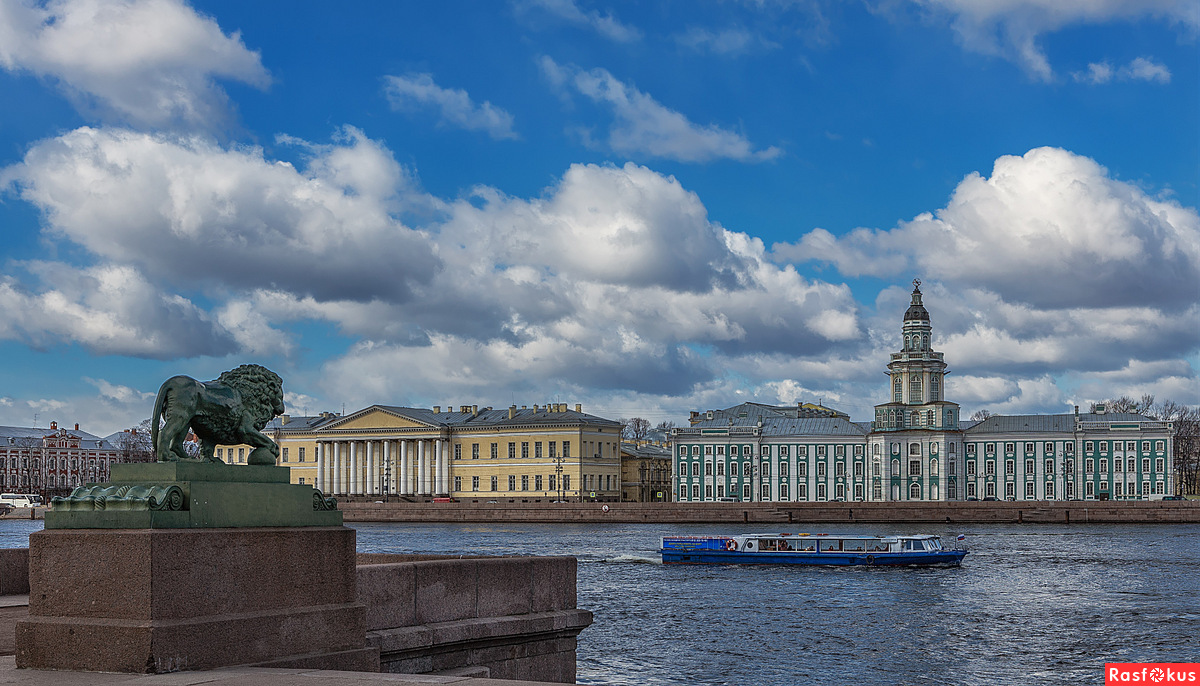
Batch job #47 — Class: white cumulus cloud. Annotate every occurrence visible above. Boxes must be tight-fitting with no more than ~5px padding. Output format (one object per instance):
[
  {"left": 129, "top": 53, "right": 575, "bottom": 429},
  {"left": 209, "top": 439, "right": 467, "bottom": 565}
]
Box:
[
  {"left": 0, "top": 0, "right": 270, "bottom": 129},
  {"left": 540, "top": 57, "right": 782, "bottom": 163},
  {"left": 515, "top": 0, "right": 641, "bottom": 42},
  {"left": 383, "top": 73, "right": 518, "bottom": 140}
]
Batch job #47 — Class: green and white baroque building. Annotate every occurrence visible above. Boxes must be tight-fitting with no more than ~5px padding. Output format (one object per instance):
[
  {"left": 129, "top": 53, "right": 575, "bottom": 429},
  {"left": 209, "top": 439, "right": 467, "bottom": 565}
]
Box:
[{"left": 671, "top": 282, "right": 1176, "bottom": 503}]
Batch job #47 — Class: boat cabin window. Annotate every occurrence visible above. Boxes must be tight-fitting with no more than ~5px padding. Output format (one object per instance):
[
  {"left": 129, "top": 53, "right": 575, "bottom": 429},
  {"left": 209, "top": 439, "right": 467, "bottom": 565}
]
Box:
[
  {"left": 903, "top": 539, "right": 927, "bottom": 551},
  {"left": 818, "top": 540, "right": 842, "bottom": 552},
  {"left": 843, "top": 540, "right": 867, "bottom": 552}
]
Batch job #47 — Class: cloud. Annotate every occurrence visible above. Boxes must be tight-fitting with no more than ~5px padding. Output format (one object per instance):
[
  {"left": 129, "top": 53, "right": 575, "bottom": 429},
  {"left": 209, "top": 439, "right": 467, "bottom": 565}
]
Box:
[
  {"left": 0, "top": 262, "right": 234, "bottom": 358},
  {"left": 3, "top": 125, "right": 440, "bottom": 304},
  {"left": 916, "top": 0, "right": 1197, "bottom": 81},
  {"left": 383, "top": 73, "right": 518, "bottom": 140},
  {"left": 1073, "top": 56, "right": 1172, "bottom": 84},
  {"left": 0, "top": 0, "right": 269, "bottom": 130},
  {"left": 776, "top": 147, "right": 1200, "bottom": 310},
  {"left": 539, "top": 58, "right": 782, "bottom": 163},
  {"left": 674, "top": 26, "right": 778, "bottom": 55},
  {"left": 515, "top": 0, "right": 641, "bottom": 42}
]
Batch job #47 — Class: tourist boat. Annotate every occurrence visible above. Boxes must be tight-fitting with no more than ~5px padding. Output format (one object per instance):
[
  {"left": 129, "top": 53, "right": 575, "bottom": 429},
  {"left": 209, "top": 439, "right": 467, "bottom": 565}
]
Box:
[{"left": 660, "top": 533, "right": 967, "bottom": 566}]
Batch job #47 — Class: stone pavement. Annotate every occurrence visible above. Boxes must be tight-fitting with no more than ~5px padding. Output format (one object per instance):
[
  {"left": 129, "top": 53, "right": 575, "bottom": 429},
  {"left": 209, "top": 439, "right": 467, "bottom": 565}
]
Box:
[{"left": 0, "top": 657, "right": 568, "bottom": 686}]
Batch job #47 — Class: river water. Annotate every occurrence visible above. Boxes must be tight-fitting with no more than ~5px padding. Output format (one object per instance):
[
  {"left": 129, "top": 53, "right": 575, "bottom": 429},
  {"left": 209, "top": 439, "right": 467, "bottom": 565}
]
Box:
[{"left": 4, "top": 520, "right": 1197, "bottom": 685}]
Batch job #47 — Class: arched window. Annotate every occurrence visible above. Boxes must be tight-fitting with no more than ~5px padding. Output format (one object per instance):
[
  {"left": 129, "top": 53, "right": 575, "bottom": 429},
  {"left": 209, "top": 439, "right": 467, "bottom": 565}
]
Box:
[
  {"left": 926, "top": 410, "right": 934, "bottom": 425},
  {"left": 894, "top": 377, "right": 902, "bottom": 402},
  {"left": 931, "top": 375, "right": 939, "bottom": 401},
  {"left": 891, "top": 458, "right": 900, "bottom": 475},
  {"left": 929, "top": 458, "right": 939, "bottom": 476},
  {"left": 904, "top": 335, "right": 911, "bottom": 350},
  {"left": 930, "top": 483, "right": 939, "bottom": 500},
  {"left": 909, "top": 482, "right": 921, "bottom": 500},
  {"left": 910, "top": 376, "right": 923, "bottom": 402}
]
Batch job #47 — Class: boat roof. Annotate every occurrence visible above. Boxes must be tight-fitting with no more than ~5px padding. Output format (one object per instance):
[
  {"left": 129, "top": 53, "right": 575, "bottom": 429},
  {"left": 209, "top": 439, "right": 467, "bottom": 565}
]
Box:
[{"left": 668, "top": 533, "right": 941, "bottom": 540}]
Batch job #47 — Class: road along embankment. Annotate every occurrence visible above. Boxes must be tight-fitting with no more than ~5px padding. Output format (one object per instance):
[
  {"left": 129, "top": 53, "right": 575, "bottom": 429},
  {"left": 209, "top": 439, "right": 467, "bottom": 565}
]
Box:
[{"left": 340, "top": 500, "right": 1200, "bottom": 524}]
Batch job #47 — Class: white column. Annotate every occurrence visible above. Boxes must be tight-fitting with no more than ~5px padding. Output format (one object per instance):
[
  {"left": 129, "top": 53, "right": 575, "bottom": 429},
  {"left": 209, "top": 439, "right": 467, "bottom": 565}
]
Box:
[
  {"left": 417, "top": 440, "right": 427, "bottom": 494},
  {"left": 366, "top": 440, "right": 376, "bottom": 495},
  {"left": 399, "top": 441, "right": 409, "bottom": 494},
  {"left": 316, "top": 442, "right": 325, "bottom": 492},
  {"left": 435, "top": 439, "right": 445, "bottom": 495},
  {"left": 382, "top": 440, "right": 392, "bottom": 495},
  {"left": 334, "top": 442, "right": 343, "bottom": 495},
  {"left": 349, "top": 441, "right": 359, "bottom": 495}
]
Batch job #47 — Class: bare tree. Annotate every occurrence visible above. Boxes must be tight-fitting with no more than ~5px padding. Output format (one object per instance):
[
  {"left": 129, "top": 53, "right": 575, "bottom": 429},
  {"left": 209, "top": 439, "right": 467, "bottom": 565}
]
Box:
[
  {"left": 621, "top": 417, "right": 651, "bottom": 442},
  {"left": 1157, "top": 400, "right": 1200, "bottom": 496},
  {"left": 1091, "top": 394, "right": 1156, "bottom": 415},
  {"left": 113, "top": 423, "right": 155, "bottom": 464},
  {"left": 655, "top": 420, "right": 676, "bottom": 432},
  {"left": 970, "top": 409, "right": 993, "bottom": 421}
]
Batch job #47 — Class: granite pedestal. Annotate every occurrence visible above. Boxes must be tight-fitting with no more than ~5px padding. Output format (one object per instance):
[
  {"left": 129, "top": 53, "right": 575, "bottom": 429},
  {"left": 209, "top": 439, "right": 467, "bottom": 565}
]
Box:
[{"left": 17, "top": 463, "right": 376, "bottom": 673}]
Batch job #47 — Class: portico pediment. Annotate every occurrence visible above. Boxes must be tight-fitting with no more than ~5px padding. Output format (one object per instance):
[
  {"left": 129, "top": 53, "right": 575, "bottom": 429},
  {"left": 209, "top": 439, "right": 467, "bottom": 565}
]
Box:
[{"left": 319, "top": 406, "right": 435, "bottom": 432}]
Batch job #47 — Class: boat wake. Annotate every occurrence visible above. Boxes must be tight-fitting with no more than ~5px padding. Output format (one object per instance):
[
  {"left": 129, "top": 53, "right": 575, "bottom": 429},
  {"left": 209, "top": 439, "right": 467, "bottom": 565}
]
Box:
[{"left": 583, "top": 553, "right": 662, "bottom": 565}]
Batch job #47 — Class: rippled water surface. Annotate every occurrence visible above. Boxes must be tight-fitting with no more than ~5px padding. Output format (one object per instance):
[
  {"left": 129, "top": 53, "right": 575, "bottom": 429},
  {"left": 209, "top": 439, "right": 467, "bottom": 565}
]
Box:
[{"left": 4, "top": 519, "right": 1197, "bottom": 685}]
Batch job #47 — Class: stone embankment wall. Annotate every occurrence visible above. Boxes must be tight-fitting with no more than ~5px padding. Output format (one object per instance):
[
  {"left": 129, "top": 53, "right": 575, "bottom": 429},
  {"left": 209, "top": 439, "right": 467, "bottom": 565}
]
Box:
[
  {"left": 342, "top": 500, "right": 1200, "bottom": 524},
  {"left": 357, "top": 554, "right": 590, "bottom": 682}
]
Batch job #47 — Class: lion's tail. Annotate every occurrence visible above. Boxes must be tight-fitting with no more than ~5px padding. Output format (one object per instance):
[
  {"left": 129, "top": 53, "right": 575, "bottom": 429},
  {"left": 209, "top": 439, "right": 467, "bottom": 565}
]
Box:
[{"left": 150, "top": 381, "right": 169, "bottom": 461}]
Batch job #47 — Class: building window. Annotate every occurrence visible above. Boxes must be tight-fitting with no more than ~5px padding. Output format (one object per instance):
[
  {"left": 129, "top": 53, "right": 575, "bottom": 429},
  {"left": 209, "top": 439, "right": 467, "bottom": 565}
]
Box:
[
  {"left": 854, "top": 462, "right": 864, "bottom": 477},
  {"left": 716, "top": 462, "right": 725, "bottom": 477},
  {"left": 909, "top": 483, "right": 920, "bottom": 500},
  {"left": 909, "top": 459, "right": 921, "bottom": 476},
  {"left": 534, "top": 442, "right": 542, "bottom": 459},
  {"left": 854, "top": 484, "right": 864, "bottom": 500},
  {"left": 1045, "top": 459, "right": 1054, "bottom": 474},
  {"left": 563, "top": 442, "right": 571, "bottom": 458},
  {"left": 817, "top": 484, "right": 827, "bottom": 501},
  {"left": 491, "top": 443, "right": 498, "bottom": 459},
  {"left": 967, "top": 461, "right": 976, "bottom": 476},
  {"left": 760, "top": 445, "right": 770, "bottom": 457},
  {"left": 910, "top": 377, "right": 923, "bottom": 402},
  {"left": 680, "top": 485, "right": 688, "bottom": 500},
  {"left": 1085, "top": 481, "right": 1094, "bottom": 496},
  {"left": 894, "top": 377, "right": 902, "bottom": 402},
  {"left": 535, "top": 475, "right": 543, "bottom": 490},
  {"left": 835, "top": 445, "right": 846, "bottom": 458},
  {"left": 705, "top": 445, "right": 714, "bottom": 456},
  {"left": 780, "top": 462, "right": 789, "bottom": 477},
  {"left": 508, "top": 443, "right": 516, "bottom": 459},
  {"left": 1155, "top": 458, "right": 1164, "bottom": 472},
  {"left": 836, "top": 484, "right": 846, "bottom": 500},
  {"left": 521, "top": 442, "right": 529, "bottom": 459},
  {"left": 1025, "top": 482, "right": 1035, "bottom": 498},
  {"left": 1085, "top": 458, "right": 1094, "bottom": 473},
  {"left": 743, "top": 484, "right": 751, "bottom": 500},
  {"left": 817, "top": 445, "right": 827, "bottom": 457},
  {"left": 508, "top": 475, "right": 516, "bottom": 491},
  {"left": 472, "top": 476, "right": 480, "bottom": 491},
  {"left": 892, "top": 459, "right": 900, "bottom": 476},
  {"left": 1066, "top": 459, "right": 1074, "bottom": 475},
  {"left": 238, "top": 448, "right": 245, "bottom": 463},
  {"left": 521, "top": 475, "right": 529, "bottom": 491},
  {"left": 967, "top": 482, "right": 976, "bottom": 498},
  {"left": 1005, "top": 482, "right": 1015, "bottom": 498},
  {"left": 454, "top": 476, "right": 462, "bottom": 492},
  {"left": 1085, "top": 441, "right": 1094, "bottom": 453},
  {"left": 985, "top": 460, "right": 995, "bottom": 476},
  {"left": 909, "top": 443, "right": 921, "bottom": 456},
  {"left": 835, "top": 462, "right": 845, "bottom": 477},
  {"left": 1141, "top": 458, "right": 1150, "bottom": 472},
  {"left": 1100, "top": 458, "right": 1108, "bottom": 474},
  {"left": 798, "top": 462, "right": 807, "bottom": 477},
  {"left": 1025, "top": 442, "right": 1035, "bottom": 454},
  {"left": 1155, "top": 440, "right": 1165, "bottom": 452},
  {"left": 1045, "top": 481, "right": 1054, "bottom": 498},
  {"left": 281, "top": 447, "right": 289, "bottom": 463},
  {"left": 761, "top": 462, "right": 771, "bottom": 478},
  {"left": 1005, "top": 443, "right": 1015, "bottom": 455},
  {"left": 780, "top": 446, "right": 789, "bottom": 458},
  {"left": 967, "top": 443, "right": 976, "bottom": 455},
  {"left": 872, "top": 459, "right": 881, "bottom": 477},
  {"left": 1006, "top": 460, "right": 1015, "bottom": 475},
  {"left": 705, "top": 462, "right": 713, "bottom": 477},
  {"left": 454, "top": 444, "right": 462, "bottom": 460},
  {"left": 549, "top": 442, "right": 557, "bottom": 458},
  {"left": 929, "top": 459, "right": 939, "bottom": 476},
  {"left": 471, "top": 443, "right": 479, "bottom": 459},
  {"left": 1044, "top": 442, "right": 1054, "bottom": 454},
  {"left": 817, "top": 462, "right": 826, "bottom": 477},
  {"left": 692, "top": 484, "right": 700, "bottom": 499},
  {"left": 1026, "top": 459, "right": 1035, "bottom": 474},
  {"left": 873, "top": 483, "right": 883, "bottom": 500},
  {"left": 779, "top": 483, "right": 789, "bottom": 501},
  {"left": 798, "top": 446, "right": 808, "bottom": 457}
]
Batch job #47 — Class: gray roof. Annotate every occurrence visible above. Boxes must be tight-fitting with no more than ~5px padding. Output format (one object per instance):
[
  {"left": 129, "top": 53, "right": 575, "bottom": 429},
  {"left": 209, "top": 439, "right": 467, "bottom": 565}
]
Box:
[
  {"left": 621, "top": 442, "right": 671, "bottom": 459},
  {"left": 322, "top": 405, "right": 620, "bottom": 432},
  {"left": 964, "top": 412, "right": 1157, "bottom": 435},
  {"left": 0, "top": 425, "right": 106, "bottom": 449},
  {"left": 685, "top": 414, "right": 868, "bottom": 438}
]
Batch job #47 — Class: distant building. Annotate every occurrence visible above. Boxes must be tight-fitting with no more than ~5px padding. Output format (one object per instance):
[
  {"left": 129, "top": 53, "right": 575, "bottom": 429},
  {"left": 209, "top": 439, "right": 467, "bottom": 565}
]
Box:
[
  {"left": 672, "top": 281, "right": 1175, "bottom": 502},
  {"left": 219, "top": 403, "right": 624, "bottom": 501},
  {"left": 620, "top": 441, "right": 672, "bottom": 502},
  {"left": 0, "top": 421, "right": 121, "bottom": 499}
]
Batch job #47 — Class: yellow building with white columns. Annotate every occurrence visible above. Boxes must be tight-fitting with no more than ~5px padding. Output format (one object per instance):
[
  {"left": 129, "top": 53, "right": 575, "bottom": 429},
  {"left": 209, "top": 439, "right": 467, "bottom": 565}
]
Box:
[{"left": 219, "top": 403, "right": 624, "bottom": 502}]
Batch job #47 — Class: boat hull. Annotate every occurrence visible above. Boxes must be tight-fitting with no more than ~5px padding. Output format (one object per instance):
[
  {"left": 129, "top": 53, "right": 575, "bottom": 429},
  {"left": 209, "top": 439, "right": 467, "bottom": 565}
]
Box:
[{"left": 660, "top": 550, "right": 967, "bottom": 566}]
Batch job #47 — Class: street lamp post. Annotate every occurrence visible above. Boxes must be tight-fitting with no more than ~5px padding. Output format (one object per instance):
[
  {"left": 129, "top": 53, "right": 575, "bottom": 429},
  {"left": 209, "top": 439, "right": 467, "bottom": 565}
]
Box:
[{"left": 554, "top": 454, "right": 564, "bottom": 503}]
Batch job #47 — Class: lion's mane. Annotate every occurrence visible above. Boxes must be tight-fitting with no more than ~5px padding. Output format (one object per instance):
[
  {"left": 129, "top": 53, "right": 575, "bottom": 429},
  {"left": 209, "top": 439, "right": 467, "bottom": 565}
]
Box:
[{"left": 216, "top": 364, "right": 284, "bottom": 432}]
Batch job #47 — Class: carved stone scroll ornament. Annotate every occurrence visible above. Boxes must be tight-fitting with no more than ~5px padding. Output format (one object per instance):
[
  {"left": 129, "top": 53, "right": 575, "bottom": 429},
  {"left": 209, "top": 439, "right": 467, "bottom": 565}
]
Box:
[
  {"left": 313, "top": 490, "right": 338, "bottom": 511},
  {"left": 51, "top": 484, "right": 187, "bottom": 511}
]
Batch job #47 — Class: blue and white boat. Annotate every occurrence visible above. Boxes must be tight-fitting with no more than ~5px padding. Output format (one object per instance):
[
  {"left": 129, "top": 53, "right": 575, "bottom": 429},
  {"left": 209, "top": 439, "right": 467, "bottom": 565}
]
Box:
[{"left": 660, "top": 533, "right": 967, "bottom": 566}]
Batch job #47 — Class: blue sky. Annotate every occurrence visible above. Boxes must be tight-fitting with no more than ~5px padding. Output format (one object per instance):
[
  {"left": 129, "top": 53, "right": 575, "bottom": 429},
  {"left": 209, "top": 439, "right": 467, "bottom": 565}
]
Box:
[{"left": 0, "top": 0, "right": 1196, "bottom": 435}]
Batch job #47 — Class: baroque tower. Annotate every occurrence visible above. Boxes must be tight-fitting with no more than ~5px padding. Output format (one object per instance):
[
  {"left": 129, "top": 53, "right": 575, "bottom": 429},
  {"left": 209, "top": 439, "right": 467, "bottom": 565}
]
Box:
[{"left": 874, "top": 280, "right": 959, "bottom": 432}]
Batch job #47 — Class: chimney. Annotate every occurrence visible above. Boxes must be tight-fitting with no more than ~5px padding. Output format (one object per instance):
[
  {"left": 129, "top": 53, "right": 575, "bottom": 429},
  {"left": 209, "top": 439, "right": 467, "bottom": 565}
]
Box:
[
  {"left": 280, "top": 414, "right": 291, "bottom": 425},
  {"left": 575, "top": 404, "right": 582, "bottom": 413},
  {"left": 74, "top": 423, "right": 79, "bottom": 431},
  {"left": 1074, "top": 405, "right": 1079, "bottom": 416},
  {"left": 50, "top": 421, "right": 57, "bottom": 430},
  {"left": 433, "top": 406, "right": 440, "bottom": 414},
  {"left": 533, "top": 405, "right": 539, "bottom": 413},
  {"left": 472, "top": 405, "right": 478, "bottom": 415},
  {"left": 509, "top": 405, "right": 517, "bottom": 419}
]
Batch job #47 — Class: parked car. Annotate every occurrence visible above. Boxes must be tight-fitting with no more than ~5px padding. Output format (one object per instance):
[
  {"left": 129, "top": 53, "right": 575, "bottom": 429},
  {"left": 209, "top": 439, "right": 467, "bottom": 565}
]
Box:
[{"left": 1162, "top": 495, "right": 1185, "bottom": 501}]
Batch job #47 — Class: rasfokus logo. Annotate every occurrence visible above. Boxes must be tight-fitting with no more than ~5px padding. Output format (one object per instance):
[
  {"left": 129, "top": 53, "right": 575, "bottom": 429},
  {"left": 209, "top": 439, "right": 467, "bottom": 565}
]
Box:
[{"left": 1106, "top": 663, "right": 1200, "bottom": 684}]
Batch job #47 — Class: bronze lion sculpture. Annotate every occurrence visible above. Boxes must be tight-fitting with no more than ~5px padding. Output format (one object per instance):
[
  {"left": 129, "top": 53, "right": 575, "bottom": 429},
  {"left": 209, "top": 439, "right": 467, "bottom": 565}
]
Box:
[{"left": 151, "top": 364, "right": 285, "bottom": 465}]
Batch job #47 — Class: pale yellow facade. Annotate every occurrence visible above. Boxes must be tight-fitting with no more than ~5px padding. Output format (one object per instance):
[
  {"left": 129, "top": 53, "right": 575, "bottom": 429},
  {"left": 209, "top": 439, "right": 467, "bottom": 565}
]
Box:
[{"left": 219, "top": 404, "right": 623, "bottom": 501}]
